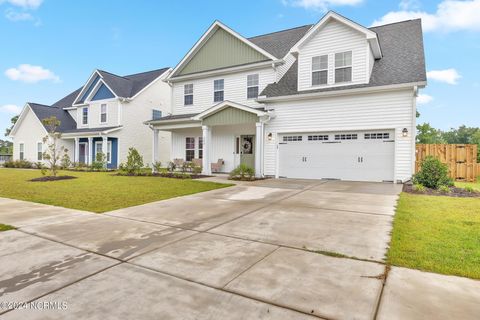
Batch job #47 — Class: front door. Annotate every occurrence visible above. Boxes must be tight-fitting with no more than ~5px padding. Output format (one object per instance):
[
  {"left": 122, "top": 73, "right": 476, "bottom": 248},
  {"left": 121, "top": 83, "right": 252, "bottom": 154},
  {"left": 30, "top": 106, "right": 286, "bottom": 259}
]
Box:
[
  {"left": 78, "top": 143, "right": 87, "bottom": 164},
  {"left": 240, "top": 135, "right": 255, "bottom": 168}
]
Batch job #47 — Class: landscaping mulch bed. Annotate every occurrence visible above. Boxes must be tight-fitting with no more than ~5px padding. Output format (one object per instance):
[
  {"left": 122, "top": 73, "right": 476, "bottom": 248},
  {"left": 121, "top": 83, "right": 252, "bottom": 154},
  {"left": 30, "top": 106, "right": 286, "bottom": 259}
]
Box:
[
  {"left": 29, "top": 175, "right": 78, "bottom": 182},
  {"left": 115, "top": 172, "right": 212, "bottom": 179},
  {"left": 403, "top": 183, "right": 480, "bottom": 198}
]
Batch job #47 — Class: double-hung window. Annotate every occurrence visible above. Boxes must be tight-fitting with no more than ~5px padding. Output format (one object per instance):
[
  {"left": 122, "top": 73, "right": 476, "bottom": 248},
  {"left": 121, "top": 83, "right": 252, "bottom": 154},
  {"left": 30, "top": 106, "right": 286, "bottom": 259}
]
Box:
[
  {"left": 100, "top": 104, "right": 107, "bottom": 123},
  {"left": 37, "top": 142, "right": 43, "bottom": 160},
  {"left": 95, "top": 141, "right": 112, "bottom": 163},
  {"left": 312, "top": 55, "right": 328, "bottom": 86},
  {"left": 198, "top": 137, "right": 203, "bottom": 159},
  {"left": 213, "top": 79, "right": 224, "bottom": 102},
  {"left": 82, "top": 107, "right": 88, "bottom": 125},
  {"left": 19, "top": 143, "right": 24, "bottom": 160},
  {"left": 184, "top": 84, "right": 193, "bottom": 105},
  {"left": 335, "top": 51, "right": 352, "bottom": 83},
  {"left": 247, "top": 74, "right": 259, "bottom": 99},
  {"left": 185, "top": 137, "right": 195, "bottom": 161}
]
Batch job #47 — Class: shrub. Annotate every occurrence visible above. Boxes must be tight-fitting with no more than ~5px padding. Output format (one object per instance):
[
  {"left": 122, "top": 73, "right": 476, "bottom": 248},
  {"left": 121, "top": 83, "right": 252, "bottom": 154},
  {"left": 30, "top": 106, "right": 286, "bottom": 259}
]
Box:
[
  {"left": 3, "top": 159, "right": 33, "bottom": 168},
  {"left": 173, "top": 172, "right": 191, "bottom": 179},
  {"left": 60, "top": 153, "right": 71, "bottom": 169},
  {"left": 464, "top": 185, "right": 475, "bottom": 193},
  {"left": 167, "top": 161, "right": 176, "bottom": 172},
  {"left": 229, "top": 163, "right": 255, "bottom": 180},
  {"left": 413, "top": 183, "right": 426, "bottom": 192},
  {"left": 438, "top": 185, "right": 451, "bottom": 193},
  {"left": 192, "top": 166, "right": 202, "bottom": 175},
  {"left": 413, "top": 156, "right": 453, "bottom": 189},
  {"left": 152, "top": 161, "right": 162, "bottom": 173},
  {"left": 91, "top": 153, "right": 107, "bottom": 171},
  {"left": 120, "top": 148, "right": 144, "bottom": 175}
]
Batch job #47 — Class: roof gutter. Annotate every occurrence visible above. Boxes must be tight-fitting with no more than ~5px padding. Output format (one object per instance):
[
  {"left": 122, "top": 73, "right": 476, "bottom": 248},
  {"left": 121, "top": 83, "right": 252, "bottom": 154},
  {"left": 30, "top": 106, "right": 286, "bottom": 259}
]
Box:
[{"left": 257, "top": 81, "right": 427, "bottom": 103}]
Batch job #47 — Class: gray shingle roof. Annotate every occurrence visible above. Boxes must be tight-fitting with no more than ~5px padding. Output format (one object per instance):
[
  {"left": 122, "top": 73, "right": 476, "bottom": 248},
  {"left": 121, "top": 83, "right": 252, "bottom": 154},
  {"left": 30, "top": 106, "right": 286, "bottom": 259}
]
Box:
[
  {"left": 261, "top": 19, "right": 427, "bottom": 98},
  {"left": 28, "top": 103, "right": 77, "bottom": 133},
  {"left": 248, "top": 24, "right": 313, "bottom": 59},
  {"left": 61, "top": 126, "right": 122, "bottom": 134},
  {"left": 150, "top": 113, "right": 199, "bottom": 122}
]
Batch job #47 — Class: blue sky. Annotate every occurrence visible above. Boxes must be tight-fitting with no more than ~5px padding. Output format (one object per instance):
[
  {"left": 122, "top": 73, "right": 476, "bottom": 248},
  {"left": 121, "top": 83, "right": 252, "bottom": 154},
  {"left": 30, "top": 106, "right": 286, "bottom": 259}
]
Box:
[{"left": 1, "top": 0, "right": 479, "bottom": 139}]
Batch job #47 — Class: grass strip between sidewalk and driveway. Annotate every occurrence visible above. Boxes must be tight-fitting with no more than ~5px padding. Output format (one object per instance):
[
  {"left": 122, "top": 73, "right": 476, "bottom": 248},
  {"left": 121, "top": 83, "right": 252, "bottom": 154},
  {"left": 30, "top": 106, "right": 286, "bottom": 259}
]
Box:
[
  {"left": 388, "top": 192, "right": 480, "bottom": 279},
  {"left": 0, "top": 169, "right": 231, "bottom": 213},
  {"left": 0, "top": 223, "right": 16, "bottom": 232}
]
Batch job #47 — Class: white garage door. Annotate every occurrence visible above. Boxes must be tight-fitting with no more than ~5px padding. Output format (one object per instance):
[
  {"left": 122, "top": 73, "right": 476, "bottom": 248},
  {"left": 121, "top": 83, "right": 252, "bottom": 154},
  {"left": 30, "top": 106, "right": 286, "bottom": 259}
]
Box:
[{"left": 278, "top": 131, "right": 395, "bottom": 182}]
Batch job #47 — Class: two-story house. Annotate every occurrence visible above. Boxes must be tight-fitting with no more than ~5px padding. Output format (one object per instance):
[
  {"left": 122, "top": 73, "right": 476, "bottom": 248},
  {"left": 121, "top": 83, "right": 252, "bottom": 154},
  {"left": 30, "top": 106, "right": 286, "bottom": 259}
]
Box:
[
  {"left": 10, "top": 67, "right": 172, "bottom": 168},
  {"left": 146, "top": 11, "right": 426, "bottom": 182}
]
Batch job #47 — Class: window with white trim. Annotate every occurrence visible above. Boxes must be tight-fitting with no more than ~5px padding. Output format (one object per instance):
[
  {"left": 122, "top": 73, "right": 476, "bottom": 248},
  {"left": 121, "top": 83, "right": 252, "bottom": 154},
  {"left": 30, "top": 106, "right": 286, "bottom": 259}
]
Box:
[
  {"left": 95, "top": 141, "right": 112, "bottom": 163},
  {"left": 198, "top": 137, "right": 203, "bottom": 159},
  {"left": 152, "top": 109, "right": 162, "bottom": 120},
  {"left": 107, "top": 141, "right": 112, "bottom": 163},
  {"left": 19, "top": 143, "right": 24, "bottom": 160},
  {"left": 308, "top": 135, "right": 329, "bottom": 141},
  {"left": 247, "top": 74, "right": 259, "bottom": 99},
  {"left": 213, "top": 79, "right": 224, "bottom": 102},
  {"left": 334, "top": 133, "right": 357, "bottom": 140},
  {"left": 335, "top": 51, "right": 352, "bottom": 83},
  {"left": 184, "top": 84, "right": 193, "bottom": 105},
  {"left": 82, "top": 107, "right": 88, "bottom": 125},
  {"left": 185, "top": 137, "right": 195, "bottom": 161},
  {"left": 283, "top": 136, "right": 303, "bottom": 142},
  {"left": 100, "top": 104, "right": 107, "bottom": 123},
  {"left": 312, "top": 55, "right": 328, "bottom": 86},
  {"left": 365, "top": 133, "right": 390, "bottom": 140},
  {"left": 37, "top": 142, "right": 43, "bottom": 160}
]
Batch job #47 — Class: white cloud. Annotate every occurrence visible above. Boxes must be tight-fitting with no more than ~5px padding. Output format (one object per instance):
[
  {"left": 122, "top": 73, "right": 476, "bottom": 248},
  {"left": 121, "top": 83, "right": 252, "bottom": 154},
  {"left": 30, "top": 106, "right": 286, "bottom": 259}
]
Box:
[
  {"left": 399, "top": 0, "right": 421, "bottom": 10},
  {"left": 5, "top": 8, "right": 32, "bottom": 21},
  {"left": 0, "top": 104, "right": 22, "bottom": 114},
  {"left": 427, "top": 69, "right": 461, "bottom": 85},
  {"left": 1, "top": 0, "right": 43, "bottom": 9},
  {"left": 372, "top": 0, "right": 480, "bottom": 32},
  {"left": 416, "top": 93, "right": 433, "bottom": 105},
  {"left": 282, "top": 0, "right": 363, "bottom": 11},
  {"left": 5, "top": 64, "right": 60, "bottom": 83}
]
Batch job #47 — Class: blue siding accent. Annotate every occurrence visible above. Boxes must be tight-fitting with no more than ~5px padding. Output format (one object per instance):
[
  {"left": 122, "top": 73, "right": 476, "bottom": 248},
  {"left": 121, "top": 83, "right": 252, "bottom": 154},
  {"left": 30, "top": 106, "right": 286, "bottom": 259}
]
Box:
[
  {"left": 91, "top": 137, "right": 118, "bottom": 169},
  {"left": 92, "top": 83, "right": 115, "bottom": 101},
  {"left": 78, "top": 76, "right": 100, "bottom": 103}
]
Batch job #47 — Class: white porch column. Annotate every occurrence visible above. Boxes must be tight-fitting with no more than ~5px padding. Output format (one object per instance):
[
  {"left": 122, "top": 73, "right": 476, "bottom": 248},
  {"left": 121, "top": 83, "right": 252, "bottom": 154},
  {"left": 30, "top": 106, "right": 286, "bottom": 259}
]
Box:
[
  {"left": 255, "top": 122, "right": 264, "bottom": 178},
  {"left": 202, "top": 125, "right": 211, "bottom": 175},
  {"left": 87, "top": 137, "right": 93, "bottom": 165},
  {"left": 74, "top": 137, "right": 79, "bottom": 163},
  {"left": 152, "top": 129, "right": 159, "bottom": 172},
  {"left": 102, "top": 136, "right": 108, "bottom": 167}
]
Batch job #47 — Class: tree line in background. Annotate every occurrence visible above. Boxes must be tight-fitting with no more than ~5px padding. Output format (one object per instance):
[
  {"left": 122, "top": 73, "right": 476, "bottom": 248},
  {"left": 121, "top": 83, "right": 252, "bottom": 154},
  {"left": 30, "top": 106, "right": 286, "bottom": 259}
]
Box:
[{"left": 417, "top": 123, "right": 480, "bottom": 161}]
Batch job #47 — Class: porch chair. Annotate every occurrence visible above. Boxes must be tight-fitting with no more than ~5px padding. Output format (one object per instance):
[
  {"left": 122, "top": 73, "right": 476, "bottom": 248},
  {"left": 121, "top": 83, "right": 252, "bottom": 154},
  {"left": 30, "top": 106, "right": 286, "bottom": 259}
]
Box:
[
  {"left": 192, "top": 158, "right": 202, "bottom": 167},
  {"left": 173, "top": 158, "right": 184, "bottom": 169},
  {"left": 211, "top": 159, "right": 224, "bottom": 173}
]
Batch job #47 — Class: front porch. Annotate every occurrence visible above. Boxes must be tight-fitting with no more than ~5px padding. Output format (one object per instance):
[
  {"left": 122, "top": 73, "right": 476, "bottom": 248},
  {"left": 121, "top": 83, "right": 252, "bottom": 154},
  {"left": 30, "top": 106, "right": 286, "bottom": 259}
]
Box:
[
  {"left": 149, "top": 101, "right": 269, "bottom": 177},
  {"left": 62, "top": 128, "right": 121, "bottom": 169}
]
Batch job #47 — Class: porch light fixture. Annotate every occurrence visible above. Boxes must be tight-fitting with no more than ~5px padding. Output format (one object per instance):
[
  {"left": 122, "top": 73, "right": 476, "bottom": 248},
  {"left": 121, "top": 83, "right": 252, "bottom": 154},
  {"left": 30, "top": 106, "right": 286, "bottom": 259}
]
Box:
[
  {"left": 402, "top": 128, "right": 408, "bottom": 137},
  {"left": 267, "top": 133, "right": 273, "bottom": 141}
]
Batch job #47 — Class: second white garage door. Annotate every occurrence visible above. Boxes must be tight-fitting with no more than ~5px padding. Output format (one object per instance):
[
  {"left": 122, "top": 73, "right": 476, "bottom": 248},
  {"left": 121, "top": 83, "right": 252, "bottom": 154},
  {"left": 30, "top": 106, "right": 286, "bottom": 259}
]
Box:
[{"left": 278, "top": 130, "right": 395, "bottom": 182}]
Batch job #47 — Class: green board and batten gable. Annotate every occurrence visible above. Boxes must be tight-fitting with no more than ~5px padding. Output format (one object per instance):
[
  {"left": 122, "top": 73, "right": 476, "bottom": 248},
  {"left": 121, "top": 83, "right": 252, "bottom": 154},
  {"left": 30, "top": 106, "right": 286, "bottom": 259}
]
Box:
[
  {"left": 177, "top": 27, "right": 271, "bottom": 76},
  {"left": 202, "top": 106, "right": 259, "bottom": 126}
]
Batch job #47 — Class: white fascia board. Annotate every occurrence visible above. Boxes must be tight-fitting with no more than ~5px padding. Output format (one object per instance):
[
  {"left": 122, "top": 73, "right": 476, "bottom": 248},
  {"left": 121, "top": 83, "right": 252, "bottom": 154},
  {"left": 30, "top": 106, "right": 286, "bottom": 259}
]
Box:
[
  {"left": 131, "top": 68, "right": 172, "bottom": 100},
  {"left": 192, "top": 100, "right": 266, "bottom": 120},
  {"left": 168, "top": 20, "right": 277, "bottom": 79},
  {"left": 72, "top": 70, "right": 103, "bottom": 106},
  {"left": 257, "top": 81, "right": 427, "bottom": 102},
  {"left": 289, "top": 11, "right": 382, "bottom": 58},
  {"left": 10, "top": 103, "right": 49, "bottom": 137}
]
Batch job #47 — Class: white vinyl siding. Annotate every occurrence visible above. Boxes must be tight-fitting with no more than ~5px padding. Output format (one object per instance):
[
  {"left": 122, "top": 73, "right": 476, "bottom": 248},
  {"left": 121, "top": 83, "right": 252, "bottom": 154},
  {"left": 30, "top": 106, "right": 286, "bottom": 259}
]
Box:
[
  {"left": 263, "top": 89, "right": 416, "bottom": 182},
  {"left": 77, "top": 101, "right": 118, "bottom": 129},
  {"left": 297, "top": 19, "right": 369, "bottom": 91},
  {"left": 172, "top": 67, "right": 275, "bottom": 115}
]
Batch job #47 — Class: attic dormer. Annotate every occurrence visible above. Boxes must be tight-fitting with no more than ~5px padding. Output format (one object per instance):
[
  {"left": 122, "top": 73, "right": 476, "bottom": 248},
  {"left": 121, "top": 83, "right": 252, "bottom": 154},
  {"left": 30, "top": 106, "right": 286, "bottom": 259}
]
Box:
[{"left": 290, "top": 11, "right": 382, "bottom": 92}]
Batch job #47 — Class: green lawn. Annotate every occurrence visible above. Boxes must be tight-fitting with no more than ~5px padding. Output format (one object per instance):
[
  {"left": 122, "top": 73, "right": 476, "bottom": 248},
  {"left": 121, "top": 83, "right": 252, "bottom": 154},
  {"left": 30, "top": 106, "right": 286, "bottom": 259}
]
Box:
[
  {"left": 388, "top": 193, "right": 480, "bottom": 279},
  {"left": 0, "top": 223, "right": 15, "bottom": 232},
  {"left": 455, "top": 176, "right": 480, "bottom": 192},
  {"left": 0, "top": 169, "right": 230, "bottom": 213}
]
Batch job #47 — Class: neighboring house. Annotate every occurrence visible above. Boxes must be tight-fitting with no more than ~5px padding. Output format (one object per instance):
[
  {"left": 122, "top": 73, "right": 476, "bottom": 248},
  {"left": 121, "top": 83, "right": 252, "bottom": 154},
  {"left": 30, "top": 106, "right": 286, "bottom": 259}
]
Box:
[
  {"left": 10, "top": 68, "right": 172, "bottom": 169},
  {"left": 146, "top": 11, "right": 426, "bottom": 182}
]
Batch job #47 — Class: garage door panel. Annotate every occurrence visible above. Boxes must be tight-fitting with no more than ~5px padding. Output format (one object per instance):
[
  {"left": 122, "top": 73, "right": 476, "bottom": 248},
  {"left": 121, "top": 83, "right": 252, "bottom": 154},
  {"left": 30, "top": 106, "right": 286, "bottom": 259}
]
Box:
[{"left": 279, "top": 131, "right": 394, "bottom": 182}]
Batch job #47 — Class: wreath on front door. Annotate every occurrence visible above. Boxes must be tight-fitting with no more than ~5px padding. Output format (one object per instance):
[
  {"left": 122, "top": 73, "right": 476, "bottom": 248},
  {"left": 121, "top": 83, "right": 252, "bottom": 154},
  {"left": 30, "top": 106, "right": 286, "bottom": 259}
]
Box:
[{"left": 242, "top": 139, "right": 252, "bottom": 154}]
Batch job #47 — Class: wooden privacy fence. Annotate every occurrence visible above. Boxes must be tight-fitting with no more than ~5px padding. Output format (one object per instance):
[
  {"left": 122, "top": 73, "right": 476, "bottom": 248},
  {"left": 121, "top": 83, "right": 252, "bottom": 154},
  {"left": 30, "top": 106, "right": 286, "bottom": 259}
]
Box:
[{"left": 416, "top": 144, "right": 479, "bottom": 182}]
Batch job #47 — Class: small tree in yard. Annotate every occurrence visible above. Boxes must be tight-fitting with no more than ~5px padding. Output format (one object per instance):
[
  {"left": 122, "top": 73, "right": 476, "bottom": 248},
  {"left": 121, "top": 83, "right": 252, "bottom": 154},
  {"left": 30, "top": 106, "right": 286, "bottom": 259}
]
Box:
[
  {"left": 42, "top": 116, "right": 68, "bottom": 177},
  {"left": 91, "top": 152, "right": 107, "bottom": 171},
  {"left": 121, "top": 147, "right": 144, "bottom": 175}
]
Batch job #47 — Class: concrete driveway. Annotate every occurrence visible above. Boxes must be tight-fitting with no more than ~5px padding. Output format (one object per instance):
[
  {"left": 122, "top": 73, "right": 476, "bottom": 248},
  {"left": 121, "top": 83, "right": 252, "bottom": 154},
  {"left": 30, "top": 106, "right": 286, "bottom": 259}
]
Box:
[{"left": 1, "top": 179, "right": 478, "bottom": 319}]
